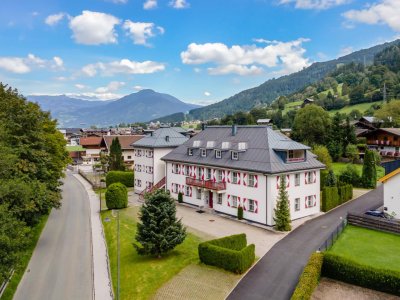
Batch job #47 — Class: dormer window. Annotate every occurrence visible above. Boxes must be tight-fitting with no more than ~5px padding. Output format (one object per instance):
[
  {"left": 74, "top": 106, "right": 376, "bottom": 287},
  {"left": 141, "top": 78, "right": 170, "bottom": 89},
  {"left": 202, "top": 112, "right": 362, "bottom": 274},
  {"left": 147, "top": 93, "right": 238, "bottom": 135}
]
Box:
[
  {"left": 188, "top": 148, "right": 193, "bottom": 156},
  {"left": 193, "top": 140, "right": 201, "bottom": 147},
  {"left": 207, "top": 141, "right": 215, "bottom": 148},
  {"left": 287, "top": 150, "right": 305, "bottom": 162},
  {"left": 201, "top": 148, "right": 207, "bottom": 157},
  {"left": 238, "top": 142, "right": 247, "bottom": 151},
  {"left": 222, "top": 142, "right": 230, "bottom": 149},
  {"left": 231, "top": 151, "right": 239, "bottom": 160},
  {"left": 215, "top": 150, "right": 222, "bottom": 159}
]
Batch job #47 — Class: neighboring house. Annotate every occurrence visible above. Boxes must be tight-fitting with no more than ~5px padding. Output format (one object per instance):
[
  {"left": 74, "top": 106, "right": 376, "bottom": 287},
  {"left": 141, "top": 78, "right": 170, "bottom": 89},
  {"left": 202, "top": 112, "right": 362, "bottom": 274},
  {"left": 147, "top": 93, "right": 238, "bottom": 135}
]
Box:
[
  {"left": 79, "top": 136, "right": 104, "bottom": 165},
  {"left": 379, "top": 168, "right": 400, "bottom": 219},
  {"left": 256, "top": 119, "right": 272, "bottom": 126},
  {"left": 161, "top": 125, "right": 324, "bottom": 227},
  {"left": 361, "top": 128, "right": 400, "bottom": 157},
  {"left": 301, "top": 98, "right": 314, "bottom": 108},
  {"left": 59, "top": 128, "right": 82, "bottom": 145},
  {"left": 132, "top": 127, "right": 188, "bottom": 194},
  {"left": 354, "top": 116, "right": 383, "bottom": 137},
  {"left": 81, "top": 128, "right": 110, "bottom": 137},
  {"left": 66, "top": 145, "right": 86, "bottom": 164},
  {"left": 101, "top": 135, "right": 144, "bottom": 169}
]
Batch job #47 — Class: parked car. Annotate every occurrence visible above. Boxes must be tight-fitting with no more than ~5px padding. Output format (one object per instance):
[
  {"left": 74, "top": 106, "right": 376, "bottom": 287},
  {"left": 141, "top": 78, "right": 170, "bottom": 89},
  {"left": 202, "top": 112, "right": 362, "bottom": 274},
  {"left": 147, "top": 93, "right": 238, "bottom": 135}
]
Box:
[{"left": 365, "top": 210, "right": 387, "bottom": 218}]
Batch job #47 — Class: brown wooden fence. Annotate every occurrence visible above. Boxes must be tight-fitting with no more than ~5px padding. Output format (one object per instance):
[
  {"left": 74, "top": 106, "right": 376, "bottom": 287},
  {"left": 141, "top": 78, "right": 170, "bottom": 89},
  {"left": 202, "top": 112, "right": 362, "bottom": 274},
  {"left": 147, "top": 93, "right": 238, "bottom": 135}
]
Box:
[{"left": 347, "top": 213, "right": 400, "bottom": 235}]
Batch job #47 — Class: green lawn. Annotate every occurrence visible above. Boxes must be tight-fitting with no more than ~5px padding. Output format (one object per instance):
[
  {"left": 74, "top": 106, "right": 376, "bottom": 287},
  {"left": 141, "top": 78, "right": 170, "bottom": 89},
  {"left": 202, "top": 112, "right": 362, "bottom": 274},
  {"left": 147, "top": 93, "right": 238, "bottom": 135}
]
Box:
[
  {"left": 331, "top": 162, "right": 385, "bottom": 180},
  {"left": 283, "top": 101, "right": 303, "bottom": 114},
  {"left": 1, "top": 214, "right": 49, "bottom": 300},
  {"left": 101, "top": 206, "right": 204, "bottom": 300},
  {"left": 66, "top": 145, "right": 85, "bottom": 152},
  {"left": 328, "top": 225, "right": 400, "bottom": 272},
  {"left": 329, "top": 101, "right": 382, "bottom": 115}
]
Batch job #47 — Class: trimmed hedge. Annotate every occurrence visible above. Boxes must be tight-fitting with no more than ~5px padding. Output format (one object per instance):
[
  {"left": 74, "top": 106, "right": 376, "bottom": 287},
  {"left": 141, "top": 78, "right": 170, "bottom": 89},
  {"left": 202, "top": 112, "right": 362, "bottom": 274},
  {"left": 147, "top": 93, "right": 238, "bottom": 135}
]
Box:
[
  {"left": 238, "top": 206, "right": 243, "bottom": 220},
  {"left": 198, "top": 234, "right": 255, "bottom": 274},
  {"left": 291, "top": 252, "right": 324, "bottom": 300},
  {"left": 323, "top": 253, "right": 400, "bottom": 296},
  {"left": 322, "top": 184, "right": 353, "bottom": 212},
  {"left": 178, "top": 192, "right": 183, "bottom": 203},
  {"left": 105, "top": 183, "right": 128, "bottom": 209},
  {"left": 106, "top": 171, "right": 134, "bottom": 187}
]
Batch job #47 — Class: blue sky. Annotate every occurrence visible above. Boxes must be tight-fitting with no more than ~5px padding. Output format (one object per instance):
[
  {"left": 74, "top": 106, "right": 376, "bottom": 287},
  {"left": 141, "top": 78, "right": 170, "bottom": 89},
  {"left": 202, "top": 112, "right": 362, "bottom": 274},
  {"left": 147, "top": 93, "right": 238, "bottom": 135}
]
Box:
[{"left": 0, "top": 0, "right": 398, "bottom": 105}]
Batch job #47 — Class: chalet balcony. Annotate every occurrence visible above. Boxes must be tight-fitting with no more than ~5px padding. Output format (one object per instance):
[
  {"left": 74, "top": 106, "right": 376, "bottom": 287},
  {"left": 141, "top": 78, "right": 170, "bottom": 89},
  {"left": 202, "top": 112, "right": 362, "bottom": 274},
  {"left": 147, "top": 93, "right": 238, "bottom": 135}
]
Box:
[
  {"left": 186, "top": 177, "right": 226, "bottom": 191},
  {"left": 370, "top": 140, "right": 400, "bottom": 147}
]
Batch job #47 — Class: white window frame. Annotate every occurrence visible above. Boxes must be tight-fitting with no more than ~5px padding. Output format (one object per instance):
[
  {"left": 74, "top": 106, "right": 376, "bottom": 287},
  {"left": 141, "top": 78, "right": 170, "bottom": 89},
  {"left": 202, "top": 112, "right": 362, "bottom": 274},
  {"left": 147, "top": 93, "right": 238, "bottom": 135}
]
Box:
[
  {"left": 188, "top": 148, "right": 193, "bottom": 156},
  {"left": 307, "top": 195, "right": 313, "bottom": 207},
  {"left": 185, "top": 165, "right": 190, "bottom": 176},
  {"left": 196, "top": 188, "right": 202, "bottom": 200},
  {"left": 217, "top": 193, "right": 223, "bottom": 205},
  {"left": 295, "top": 173, "right": 300, "bottom": 186},
  {"left": 232, "top": 196, "right": 238, "bottom": 208},
  {"left": 185, "top": 186, "right": 190, "bottom": 197},
  {"left": 248, "top": 174, "right": 255, "bottom": 187},
  {"left": 137, "top": 179, "right": 142, "bottom": 187},
  {"left": 231, "top": 151, "right": 239, "bottom": 160},
  {"left": 248, "top": 199, "right": 255, "bottom": 212},
  {"left": 217, "top": 170, "right": 223, "bottom": 182},
  {"left": 232, "top": 172, "right": 238, "bottom": 184},
  {"left": 206, "top": 168, "right": 212, "bottom": 180},
  {"left": 173, "top": 164, "right": 179, "bottom": 174},
  {"left": 222, "top": 142, "right": 230, "bottom": 149},
  {"left": 307, "top": 172, "right": 313, "bottom": 184},
  {"left": 215, "top": 150, "right": 222, "bottom": 159},
  {"left": 295, "top": 198, "right": 300, "bottom": 211},
  {"left": 201, "top": 148, "right": 207, "bottom": 157}
]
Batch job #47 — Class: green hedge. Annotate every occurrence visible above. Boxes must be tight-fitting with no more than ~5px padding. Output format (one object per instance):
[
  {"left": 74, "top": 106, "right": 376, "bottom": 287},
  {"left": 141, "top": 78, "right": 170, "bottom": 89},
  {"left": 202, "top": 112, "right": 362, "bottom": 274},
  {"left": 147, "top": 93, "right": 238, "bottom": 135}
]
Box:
[
  {"left": 291, "top": 252, "right": 324, "bottom": 300},
  {"left": 322, "top": 185, "right": 353, "bottom": 212},
  {"left": 106, "top": 171, "right": 134, "bottom": 187},
  {"left": 105, "top": 183, "right": 128, "bottom": 209},
  {"left": 198, "top": 234, "right": 255, "bottom": 274},
  {"left": 323, "top": 253, "right": 400, "bottom": 296}
]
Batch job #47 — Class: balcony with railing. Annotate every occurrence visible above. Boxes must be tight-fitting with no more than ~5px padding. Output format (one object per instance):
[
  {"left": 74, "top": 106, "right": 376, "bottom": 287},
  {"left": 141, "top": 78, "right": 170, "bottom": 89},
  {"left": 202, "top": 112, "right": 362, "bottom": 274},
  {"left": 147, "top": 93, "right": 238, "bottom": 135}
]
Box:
[{"left": 186, "top": 177, "right": 226, "bottom": 191}]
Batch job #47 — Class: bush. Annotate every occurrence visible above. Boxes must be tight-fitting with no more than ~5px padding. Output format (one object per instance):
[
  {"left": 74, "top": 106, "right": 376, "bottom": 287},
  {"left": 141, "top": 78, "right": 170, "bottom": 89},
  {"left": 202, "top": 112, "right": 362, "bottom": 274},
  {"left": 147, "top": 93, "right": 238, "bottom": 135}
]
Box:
[
  {"left": 106, "top": 171, "right": 134, "bottom": 187},
  {"left": 291, "top": 252, "right": 324, "bottom": 300},
  {"left": 321, "top": 187, "right": 339, "bottom": 212},
  {"left": 105, "top": 183, "right": 128, "bottom": 209},
  {"left": 198, "top": 234, "right": 255, "bottom": 274},
  {"left": 238, "top": 206, "right": 243, "bottom": 220},
  {"left": 178, "top": 192, "right": 183, "bottom": 203},
  {"left": 339, "top": 164, "right": 361, "bottom": 187},
  {"left": 323, "top": 253, "right": 400, "bottom": 296},
  {"left": 338, "top": 184, "right": 353, "bottom": 204}
]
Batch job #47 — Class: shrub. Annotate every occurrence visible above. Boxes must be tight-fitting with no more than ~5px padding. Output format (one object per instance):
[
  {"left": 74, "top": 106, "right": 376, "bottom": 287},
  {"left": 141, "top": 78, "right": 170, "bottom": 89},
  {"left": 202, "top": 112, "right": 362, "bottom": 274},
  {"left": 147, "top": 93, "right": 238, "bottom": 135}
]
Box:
[
  {"left": 238, "top": 206, "right": 243, "bottom": 220},
  {"left": 291, "top": 252, "right": 324, "bottom": 300},
  {"left": 321, "top": 187, "right": 339, "bottom": 212},
  {"left": 339, "top": 164, "right": 361, "bottom": 187},
  {"left": 106, "top": 171, "right": 134, "bottom": 187},
  {"left": 338, "top": 184, "right": 353, "bottom": 204},
  {"left": 177, "top": 192, "right": 183, "bottom": 203},
  {"left": 312, "top": 145, "right": 332, "bottom": 170},
  {"left": 323, "top": 253, "right": 400, "bottom": 296},
  {"left": 105, "top": 183, "right": 128, "bottom": 209},
  {"left": 362, "top": 149, "right": 377, "bottom": 188},
  {"left": 198, "top": 234, "right": 255, "bottom": 274},
  {"left": 320, "top": 169, "right": 328, "bottom": 191},
  {"left": 324, "top": 170, "right": 337, "bottom": 187}
]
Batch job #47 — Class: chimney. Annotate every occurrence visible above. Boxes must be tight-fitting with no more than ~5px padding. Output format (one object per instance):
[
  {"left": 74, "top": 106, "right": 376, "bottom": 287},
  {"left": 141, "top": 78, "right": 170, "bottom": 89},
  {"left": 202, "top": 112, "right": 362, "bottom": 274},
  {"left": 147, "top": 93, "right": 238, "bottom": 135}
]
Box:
[{"left": 232, "top": 124, "right": 237, "bottom": 136}]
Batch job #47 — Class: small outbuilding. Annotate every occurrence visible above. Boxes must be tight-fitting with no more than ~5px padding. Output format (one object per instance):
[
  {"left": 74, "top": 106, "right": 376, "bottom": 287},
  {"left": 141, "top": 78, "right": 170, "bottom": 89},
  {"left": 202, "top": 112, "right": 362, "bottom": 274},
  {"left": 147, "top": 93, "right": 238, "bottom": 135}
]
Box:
[{"left": 379, "top": 168, "right": 400, "bottom": 219}]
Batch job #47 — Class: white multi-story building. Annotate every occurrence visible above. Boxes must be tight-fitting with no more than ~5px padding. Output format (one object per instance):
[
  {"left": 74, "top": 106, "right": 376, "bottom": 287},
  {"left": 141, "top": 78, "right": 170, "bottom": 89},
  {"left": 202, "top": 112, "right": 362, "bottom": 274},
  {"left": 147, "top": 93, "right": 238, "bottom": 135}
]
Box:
[
  {"left": 132, "top": 127, "right": 188, "bottom": 194},
  {"left": 162, "top": 125, "right": 325, "bottom": 226}
]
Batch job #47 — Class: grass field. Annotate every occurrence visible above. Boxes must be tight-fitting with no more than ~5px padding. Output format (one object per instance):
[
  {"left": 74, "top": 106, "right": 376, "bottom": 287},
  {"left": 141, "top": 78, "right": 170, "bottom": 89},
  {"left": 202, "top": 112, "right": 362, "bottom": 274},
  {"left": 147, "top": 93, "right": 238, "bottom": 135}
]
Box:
[
  {"left": 329, "top": 101, "right": 382, "bottom": 115},
  {"left": 331, "top": 162, "right": 385, "bottom": 180},
  {"left": 101, "top": 206, "right": 205, "bottom": 300},
  {"left": 1, "top": 214, "right": 49, "bottom": 300},
  {"left": 328, "top": 225, "right": 400, "bottom": 272},
  {"left": 283, "top": 101, "right": 302, "bottom": 114}
]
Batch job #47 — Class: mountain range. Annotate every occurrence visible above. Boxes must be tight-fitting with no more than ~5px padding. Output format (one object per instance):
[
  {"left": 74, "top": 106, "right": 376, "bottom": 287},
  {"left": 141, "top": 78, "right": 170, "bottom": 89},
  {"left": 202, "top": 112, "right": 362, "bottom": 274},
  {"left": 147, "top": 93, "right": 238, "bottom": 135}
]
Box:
[
  {"left": 27, "top": 90, "right": 200, "bottom": 127},
  {"left": 154, "top": 39, "right": 400, "bottom": 123}
]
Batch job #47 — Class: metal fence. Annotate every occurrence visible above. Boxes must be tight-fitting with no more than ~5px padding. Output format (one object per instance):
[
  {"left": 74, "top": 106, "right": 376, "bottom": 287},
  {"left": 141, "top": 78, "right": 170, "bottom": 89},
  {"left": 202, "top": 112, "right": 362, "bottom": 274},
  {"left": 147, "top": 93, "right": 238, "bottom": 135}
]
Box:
[
  {"left": 381, "top": 160, "right": 400, "bottom": 175},
  {"left": 317, "top": 218, "right": 347, "bottom": 252}
]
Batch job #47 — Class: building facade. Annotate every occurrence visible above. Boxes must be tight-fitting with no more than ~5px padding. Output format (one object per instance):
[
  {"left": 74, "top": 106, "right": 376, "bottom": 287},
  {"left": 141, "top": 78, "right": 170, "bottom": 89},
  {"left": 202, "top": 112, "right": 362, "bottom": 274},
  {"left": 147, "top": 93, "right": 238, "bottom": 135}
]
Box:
[
  {"left": 362, "top": 128, "right": 400, "bottom": 157},
  {"left": 379, "top": 168, "right": 400, "bottom": 219},
  {"left": 162, "top": 125, "right": 324, "bottom": 226},
  {"left": 102, "top": 135, "right": 144, "bottom": 170},
  {"left": 132, "top": 127, "right": 188, "bottom": 194}
]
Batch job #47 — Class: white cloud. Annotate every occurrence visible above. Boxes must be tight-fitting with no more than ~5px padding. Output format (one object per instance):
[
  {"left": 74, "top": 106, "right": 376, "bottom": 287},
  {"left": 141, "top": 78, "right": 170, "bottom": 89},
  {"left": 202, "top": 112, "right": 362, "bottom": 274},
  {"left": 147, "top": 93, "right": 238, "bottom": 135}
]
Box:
[
  {"left": 169, "top": 0, "right": 189, "bottom": 9},
  {"left": 338, "top": 46, "right": 353, "bottom": 57},
  {"left": 0, "top": 54, "right": 64, "bottom": 74},
  {"left": 143, "top": 0, "right": 157, "bottom": 9},
  {"left": 95, "top": 81, "right": 125, "bottom": 93},
  {"left": 194, "top": 67, "right": 201, "bottom": 73},
  {"left": 75, "top": 84, "right": 86, "bottom": 90},
  {"left": 45, "top": 13, "right": 65, "bottom": 26},
  {"left": 343, "top": 0, "right": 400, "bottom": 32},
  {"left": 279, "top": 0, "right": 349, "bottom": 10},
  {"left": 81, "top": 59, "right": 165, "bottom": 76},
  {"left": 69, "top": 11, "right": 120, "bottom": 45},
  {"left": 108, "top": 0, "right": 128, "bottom": 3},
  {"left": 133, "top": 85, "right": 144, "bottom": 91},
  {"left": 66, "top": 92, "right": 121, "bottom": 100},
  {"left": 122, "top": 20, "right": 164, "bottom": 46},
  {"left": 181, "top": 38, "right": 311, "bottom": 76},
  {"left": 204, "top": 91, "right": 211, "bottom": 97}
]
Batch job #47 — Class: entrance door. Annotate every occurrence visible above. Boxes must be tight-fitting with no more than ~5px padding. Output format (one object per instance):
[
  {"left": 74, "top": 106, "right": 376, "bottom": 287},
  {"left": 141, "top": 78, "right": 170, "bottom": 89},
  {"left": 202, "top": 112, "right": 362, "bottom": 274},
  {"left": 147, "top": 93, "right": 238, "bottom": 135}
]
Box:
[{"left": 209, "top": 191, "right": 213, "bottom": 208}]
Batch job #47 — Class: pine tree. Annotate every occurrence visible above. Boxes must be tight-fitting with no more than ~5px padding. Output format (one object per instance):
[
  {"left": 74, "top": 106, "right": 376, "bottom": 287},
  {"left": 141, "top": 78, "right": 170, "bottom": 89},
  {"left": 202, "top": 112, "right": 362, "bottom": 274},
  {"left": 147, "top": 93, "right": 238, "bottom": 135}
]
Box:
[
  {"left": 134, "top": 189, "right": 186, "bottom": 258},
  {"left": 325, "top": 169, "right": 337, "bottom": 187},
  {"left": 274, "top": 175, "right": 292, "bottom": 231},
  {"left": 109, "top": 137, "right": 125, "bottom": 171},
  {"left": 362, "top": 149, "right": 377, "bottom": 188}
]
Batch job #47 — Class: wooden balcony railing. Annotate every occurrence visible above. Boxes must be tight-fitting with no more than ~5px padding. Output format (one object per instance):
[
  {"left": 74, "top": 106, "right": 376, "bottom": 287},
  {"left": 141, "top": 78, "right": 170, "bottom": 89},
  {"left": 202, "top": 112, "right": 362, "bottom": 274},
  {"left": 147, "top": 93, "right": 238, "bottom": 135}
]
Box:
[{"left": 186, "top": 177, "right": 226, "bottom": 191}]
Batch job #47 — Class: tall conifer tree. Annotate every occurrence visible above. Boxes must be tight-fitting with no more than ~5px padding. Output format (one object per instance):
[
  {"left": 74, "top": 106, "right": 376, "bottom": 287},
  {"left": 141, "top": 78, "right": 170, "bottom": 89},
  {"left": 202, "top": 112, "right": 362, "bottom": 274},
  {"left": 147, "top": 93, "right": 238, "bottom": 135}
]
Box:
[
  {"left": 109, "top": 137, "right": 125, "bottom": 171},
  {"left": 274, "top": 175, "right": 292, "bottom": 231}
]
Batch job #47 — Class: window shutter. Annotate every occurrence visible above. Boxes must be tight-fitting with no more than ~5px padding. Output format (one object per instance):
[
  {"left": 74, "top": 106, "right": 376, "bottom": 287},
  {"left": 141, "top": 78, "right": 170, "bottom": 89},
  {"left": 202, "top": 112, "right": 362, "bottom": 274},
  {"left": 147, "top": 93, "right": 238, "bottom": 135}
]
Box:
[
  {"left": 201, "top": 167, "right": 204, "bottom": 180},
  {"left": 255, "top": 200, "right": 258, "bottom": 213},
  {"left": 313, "top": 171, "right": 317, "bottom": 183},
  {"left": 237, "top": 172, "right": 241, "bottom": 185},
  {"left": 276, "top": 176, "right": 280, "bottom": 189},
  {"left": 243, "top": 173, "right": 247, "bottom": 186},
  {"left": 227, "top": 171, "right": 231, "bottom": 183},
  {"left": 190, "top": 187, "right": 192, "bottom": 197},
  {"left": 305, "top": 196, "right": 308, "bottom": 208},
  {"left": 314, "top": 195, "right": 317, "bottom": 207},
  {"left": 213, "top": 169, "right": 216, "bottom": 182},
  {"left": 287, "top": 174, "right": 290, "bottom": 188},
  {"left": 255, "top": 175, "right": 258, "bottom": 188},
  {"left": 243, "top": 198, "right": 247, "bottom": 211},
  {"left": 227, "top": 194, "right": 231, "bottom": 207},
  {"left": 193, "top": 166, "right": 197, "bottom": 179},
  {"left": 305, "top": 172, "right": 308, "bottom": 184}
]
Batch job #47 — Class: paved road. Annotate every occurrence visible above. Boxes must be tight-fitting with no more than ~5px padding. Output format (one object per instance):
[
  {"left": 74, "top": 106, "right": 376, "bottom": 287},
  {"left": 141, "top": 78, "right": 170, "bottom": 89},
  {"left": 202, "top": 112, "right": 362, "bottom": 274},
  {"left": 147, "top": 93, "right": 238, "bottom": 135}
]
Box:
[
  {"left": 228, "top": 186, "right": 383, "bottom": 300},
  {"left": 14, "top": 172, "right": 93, "bottom": 300}
]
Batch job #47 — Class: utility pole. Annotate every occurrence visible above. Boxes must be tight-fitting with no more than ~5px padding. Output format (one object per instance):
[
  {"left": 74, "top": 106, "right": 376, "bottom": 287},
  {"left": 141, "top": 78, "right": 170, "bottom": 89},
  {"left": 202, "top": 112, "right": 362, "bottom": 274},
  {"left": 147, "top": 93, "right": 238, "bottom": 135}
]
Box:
[
  {"left": 383, "top": 82, "right": 387, "bottom": 103},
  {"left": 117, "top": 210, "right": 120, "bottom": 300}
]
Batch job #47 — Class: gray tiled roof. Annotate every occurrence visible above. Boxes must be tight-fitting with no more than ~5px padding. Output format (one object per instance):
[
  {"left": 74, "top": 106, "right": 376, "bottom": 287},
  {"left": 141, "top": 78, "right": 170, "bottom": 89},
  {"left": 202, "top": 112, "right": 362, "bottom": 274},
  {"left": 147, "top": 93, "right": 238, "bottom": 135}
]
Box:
[
  {"left": 161, "top": 126, "right": 325, "bottom": 174},
  {"left": 132, "top": 127, "right": 188, "bottom": 148}
]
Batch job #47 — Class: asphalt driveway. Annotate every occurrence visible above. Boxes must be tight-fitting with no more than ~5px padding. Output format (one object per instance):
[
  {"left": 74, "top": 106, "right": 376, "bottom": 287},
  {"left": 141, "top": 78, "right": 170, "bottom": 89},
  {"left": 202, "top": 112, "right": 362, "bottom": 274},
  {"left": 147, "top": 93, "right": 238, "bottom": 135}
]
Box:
[{"left": 228, "top": 186, "right": 383, "bottom": 300}]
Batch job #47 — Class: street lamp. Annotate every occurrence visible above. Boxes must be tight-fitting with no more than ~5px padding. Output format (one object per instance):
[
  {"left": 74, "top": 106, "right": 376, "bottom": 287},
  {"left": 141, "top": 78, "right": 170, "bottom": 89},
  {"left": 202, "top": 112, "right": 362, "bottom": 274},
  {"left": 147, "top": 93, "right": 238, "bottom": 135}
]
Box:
[{"left": 111, "top": 209, "right": 120, "bottom": 300}]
